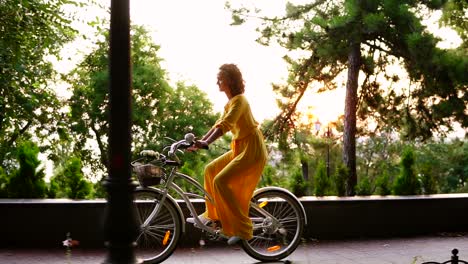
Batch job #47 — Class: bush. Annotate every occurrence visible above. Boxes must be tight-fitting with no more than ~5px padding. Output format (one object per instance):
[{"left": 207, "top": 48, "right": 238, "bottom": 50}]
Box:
[
  {"left": 393, "top": 147, "right": 421, "bottom": 195},
  {"left": 8, "top": 141, "right": 47, "bottom": 198},
  {"left": 289, "top": 168, "right": 309, "bottom": 197},
  {"left": 50, "top": 157, "right": 92, "bottom": 199},
  {"left": 334, "top": 163, "right": 347, "bottom": 196},
  {"left": 375, "top": 172, "right": 392, "bottom": 195},
  {"left": 355, "top": 175, "right": 372, "bottom": 195},
  {"left": 314, "top": 160, "right": 329, "bottom": 196},
  {"left": 419, "top": 165, "right": 438, "bottom": 194},
  {"left": 0, "top": 167, "right": 8, "bottom": 198},
  {"left": 259, "top": 164, "right": 276, "bottom": 187}
]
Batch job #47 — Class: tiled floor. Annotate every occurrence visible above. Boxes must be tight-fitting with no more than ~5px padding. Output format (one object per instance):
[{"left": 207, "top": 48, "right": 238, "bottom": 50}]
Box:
[{"left": 1, "top": 234, "right": 467, "bottom": 264}]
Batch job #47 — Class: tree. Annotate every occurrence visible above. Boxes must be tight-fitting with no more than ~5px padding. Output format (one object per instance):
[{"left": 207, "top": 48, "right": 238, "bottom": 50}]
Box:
[
  {"left": 289, "top": 167, "right": 309, "bottom": 197},
  {"left": 334, "top": 163, "right": 348, "bottom": 196},
  {"left": 229, "top": 0, "right": 468, "bottom": 195},
  {"left": 441, "top": 0, "right": 468, "bottom": 51},
  {"left": 289, "top": 118, "right": 315, "bottom": 190},
  {"left": 414, "top": 138, "right": 468, "bottom": 193},
  {"left": 356, "top": 131, "right": 401, "bottom": 190},
  {"left": 355, "top": 175, "right": 372, "bottom": 195},
  {"left": 449, "top": 139, "right": 468, "bottom": 191},
  {"left": 163, "top": 82, "right": 220, "bottom": 143},
  {"left": 0, "top": 0, "right": 78, "bottom": 171},
  {"left": 0, "top": 167, "right": 8, "bottom": 197},
  {"left": 393, "top": 146, "right": 421, "bottom": 195},
  {"left": 66, "top": 25, "right": 218, "bottom": 179},
  {"left": 314, "top": 160, "right": 329, "bottom": 196},
  {"left": 49, "top": 157, "right": 92, "bottom": 199},
  {"left": 8, "top": 141, "right": 47, "bottom": 198},
  {"left": 375, "top": 171, "right": 392, "bottom": 195}
]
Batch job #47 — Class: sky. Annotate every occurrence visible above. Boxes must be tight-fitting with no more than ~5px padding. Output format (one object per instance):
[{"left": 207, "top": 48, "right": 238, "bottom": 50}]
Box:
[
  {"left": 106, "top": 0, "right": 346, "bottom": 125},
  {"left": 129, "top": 0, "right": 290, "bottom": 122}
]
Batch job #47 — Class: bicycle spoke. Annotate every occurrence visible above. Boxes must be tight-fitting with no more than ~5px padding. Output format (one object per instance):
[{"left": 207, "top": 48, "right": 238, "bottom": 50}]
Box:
[
  {"left": 243, "top": 190, "right": 304, "bottom": 262},
  {"left": 133, "top": 190, "right": 181, "bottom": 263},
  {"left": 279, "top": 217, "right": 298, "bottom": 225},
  {"left": 148, "top": 224, "right": 175, "bottom": 230}
]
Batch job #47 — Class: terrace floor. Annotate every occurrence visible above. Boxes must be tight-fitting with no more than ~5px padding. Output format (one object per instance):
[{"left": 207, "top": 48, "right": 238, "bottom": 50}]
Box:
[{"left": 1, "top": 233, "right": 467, "bottom": 264}]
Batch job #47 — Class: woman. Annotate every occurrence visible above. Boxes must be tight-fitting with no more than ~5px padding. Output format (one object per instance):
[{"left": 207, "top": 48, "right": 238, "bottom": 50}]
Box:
[{"left": 188, "top": 63, "right": 268, "bottom": 245}]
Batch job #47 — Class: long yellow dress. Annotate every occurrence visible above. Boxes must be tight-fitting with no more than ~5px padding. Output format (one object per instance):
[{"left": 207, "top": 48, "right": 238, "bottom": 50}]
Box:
[{"left": 202, "top": 94, "right": 268, "bottom": 240}]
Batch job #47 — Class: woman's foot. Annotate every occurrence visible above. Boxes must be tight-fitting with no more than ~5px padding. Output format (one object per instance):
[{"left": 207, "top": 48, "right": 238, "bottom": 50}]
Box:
[
  {"left": 227, "top": 236, "right": 242, "bottom": 245},
  {"left": 186, "top": 214, "right": 212, "bottom": 227}
]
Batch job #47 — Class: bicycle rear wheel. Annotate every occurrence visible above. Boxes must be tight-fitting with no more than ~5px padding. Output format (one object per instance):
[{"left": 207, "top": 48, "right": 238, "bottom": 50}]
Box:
[
  {"left": 241, "top": 189, "right": 305, "bottom": 262},
  {"left": 134, "top": 189, "right": 182, "bottom": 264}
]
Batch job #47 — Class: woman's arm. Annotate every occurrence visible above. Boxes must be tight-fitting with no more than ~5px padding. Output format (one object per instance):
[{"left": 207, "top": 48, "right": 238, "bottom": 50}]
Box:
[
  {"left": 204, "top": 128, "right": 223, "bottom": 145},
  {"left": 201, "top": 127, "right": 216, "bottom": 141},
  {"left": 190, "top": 127, "right": 223, "bottom": 151},
  {"left": 195, "top": 128, "right": 223, "bottom": 149}
]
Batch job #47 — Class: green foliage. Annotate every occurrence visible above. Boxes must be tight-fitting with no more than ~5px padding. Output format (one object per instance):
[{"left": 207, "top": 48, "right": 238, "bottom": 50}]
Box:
[
  {"left": 289, "top": 168, "right": 309, "bottom": 197},
  {"left": 450, "top": 139, "right": 468, "bottom": 191},
  {"left": 0, "top": 0, "right": 78, "bottom": 169},
  {"left": 258, "top": 155, "right": 292, "bottom": 190},
  {"left": 314, "top": 160, "right": 329, "bottom": 196},
  {"left": 441, "top": 0, "right": 468, "bottom": 50},
  {"left": 93, "top": 179, "right": 107, "bottom": 199},
  {"left": 393, "top": 146, "right": 421, "bottom": 195},
  {"left": 50, "top": 157, "right": 92, "bottom": 199},
  {"left": 258, "top": 164, "right": 276, "bottom": 187},
  {"left": 0, "top": 167, "right": 8, "bottom": 197},
  {"left": 334, "top": 163, "right": 348, "bottom": 196},
  {"left": 375, "top": 172, "right": 392, "bottom": 196},
  {"left": 198, "top": 129, "right": 465, "bottom": 197},
  {"left": 176, "top": 152, "right": 211, "bottom": 196},
  {"left": 355, "top": 175, "right": 372, "bottom": 196},
  {"left": 419, "top": 165, "right": 438, "bottom": 194},
  {"left": 66, "top": 24, "right": 218, "bottom": 179},
  {"left": 229, "top": 0, "right": 468, "bottom": 196},
  {"left": 8, "top": 141, "right": 47, "bottom": 198},
  {"left": 164, "top": 82, "right": 220, "bottom": 143}
]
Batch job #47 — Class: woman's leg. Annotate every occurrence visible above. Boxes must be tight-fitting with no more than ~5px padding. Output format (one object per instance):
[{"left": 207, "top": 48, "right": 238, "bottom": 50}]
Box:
[
  {"left": 214, "top": 131, "right": 267, "bottom": 239},
  {"left": 213, "top": 161, "right": 264, "bottom": 239},
  {"left": 202, "top": 151, "right": 233, "bottom": 220}
]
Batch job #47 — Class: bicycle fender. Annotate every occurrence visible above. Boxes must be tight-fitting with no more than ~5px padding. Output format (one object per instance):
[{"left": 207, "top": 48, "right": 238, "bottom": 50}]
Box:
[
  {"left": 136, "top": 186, "right": 186, "bottom": 233},
  {"left": 253, "top": 186, "right": 308, "bottom": 226}
]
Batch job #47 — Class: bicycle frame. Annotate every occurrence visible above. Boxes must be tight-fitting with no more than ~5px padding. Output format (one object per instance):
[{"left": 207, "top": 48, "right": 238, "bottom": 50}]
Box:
[
  {"left": 139, "top": 164, "right": 282, "bottom": 238},
  {"left": 133, "top": 134, "right": 307, "bottom": 263},
  {"left": 139, "top": 165, "right": 220, "bottom": 235}
]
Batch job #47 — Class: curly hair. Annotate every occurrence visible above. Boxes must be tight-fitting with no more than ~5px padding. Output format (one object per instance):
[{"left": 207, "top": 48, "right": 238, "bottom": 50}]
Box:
[{"left": 219, "top": 63, "right": 245, "bottom": 96}]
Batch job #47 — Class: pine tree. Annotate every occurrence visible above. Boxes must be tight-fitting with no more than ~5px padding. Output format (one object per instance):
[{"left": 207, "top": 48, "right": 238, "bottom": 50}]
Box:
[
  {"left": 8, "top": 141, "right": 47, "bottom": 198},
  {"left": 314, "top": 160, "right": 329, "bottom": 196},
  {"left": 393, "top": 146, "right": 421, "bottom": 195},
  {"left": 229, "top": 0, "right": 468, "bottom": 195}
]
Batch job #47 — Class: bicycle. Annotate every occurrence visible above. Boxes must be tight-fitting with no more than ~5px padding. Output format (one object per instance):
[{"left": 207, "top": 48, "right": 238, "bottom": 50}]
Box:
[{"left": 131, "top": 133, "right": 307, "bottom": 263}]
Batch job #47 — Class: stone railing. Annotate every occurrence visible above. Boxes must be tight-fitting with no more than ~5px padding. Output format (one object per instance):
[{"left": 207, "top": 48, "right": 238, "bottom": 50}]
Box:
[{"left": 1, "top": 193, "right": 467, "bottom": 248}]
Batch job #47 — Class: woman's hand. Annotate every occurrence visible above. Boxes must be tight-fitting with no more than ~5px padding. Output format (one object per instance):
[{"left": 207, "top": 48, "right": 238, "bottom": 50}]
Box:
[
  {"left": 187, "top": 140, "right": 208, "bottom": 152},
  {"left": 194, "top": 140, "right": 209, "bottom": 149}
]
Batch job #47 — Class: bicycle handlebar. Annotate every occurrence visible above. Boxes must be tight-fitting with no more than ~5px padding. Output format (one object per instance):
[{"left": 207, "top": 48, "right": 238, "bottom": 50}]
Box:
[
  {"left": 168, "top": 133, "right": 196, "bottom": 157},
  {"left": 138, "top": 133, "right": 208, "bottom": 165}
]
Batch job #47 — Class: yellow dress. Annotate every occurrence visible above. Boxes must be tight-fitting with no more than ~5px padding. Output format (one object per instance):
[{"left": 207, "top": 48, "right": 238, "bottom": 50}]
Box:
[{"left": 202, "top": 94, "right": 268, "bottom": 240}]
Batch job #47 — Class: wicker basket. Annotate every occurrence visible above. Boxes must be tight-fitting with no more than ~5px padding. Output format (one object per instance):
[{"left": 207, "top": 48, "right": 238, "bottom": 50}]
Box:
[{"left": 133, "top": 163, "right": 164, "bottom": 187}]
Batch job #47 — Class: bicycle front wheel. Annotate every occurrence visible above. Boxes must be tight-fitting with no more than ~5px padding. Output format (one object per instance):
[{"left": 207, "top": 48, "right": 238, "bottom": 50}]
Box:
[
  {"left": 241, "top": 189, "right": 305, "bottom": 262},
  {"left": 134, "top": 189, "right": 182, "bottom": 264}
]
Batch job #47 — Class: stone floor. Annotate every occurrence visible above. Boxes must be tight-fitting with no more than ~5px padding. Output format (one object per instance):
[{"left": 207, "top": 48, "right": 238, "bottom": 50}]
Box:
[{"left": 1, "top": 234, "right": 467, "bottom": 264}]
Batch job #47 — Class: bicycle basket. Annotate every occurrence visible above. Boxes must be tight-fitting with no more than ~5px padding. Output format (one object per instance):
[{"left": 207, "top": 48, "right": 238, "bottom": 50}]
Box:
[{"left": 133, "top": 163, "right": 164, "bottom": 187}]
